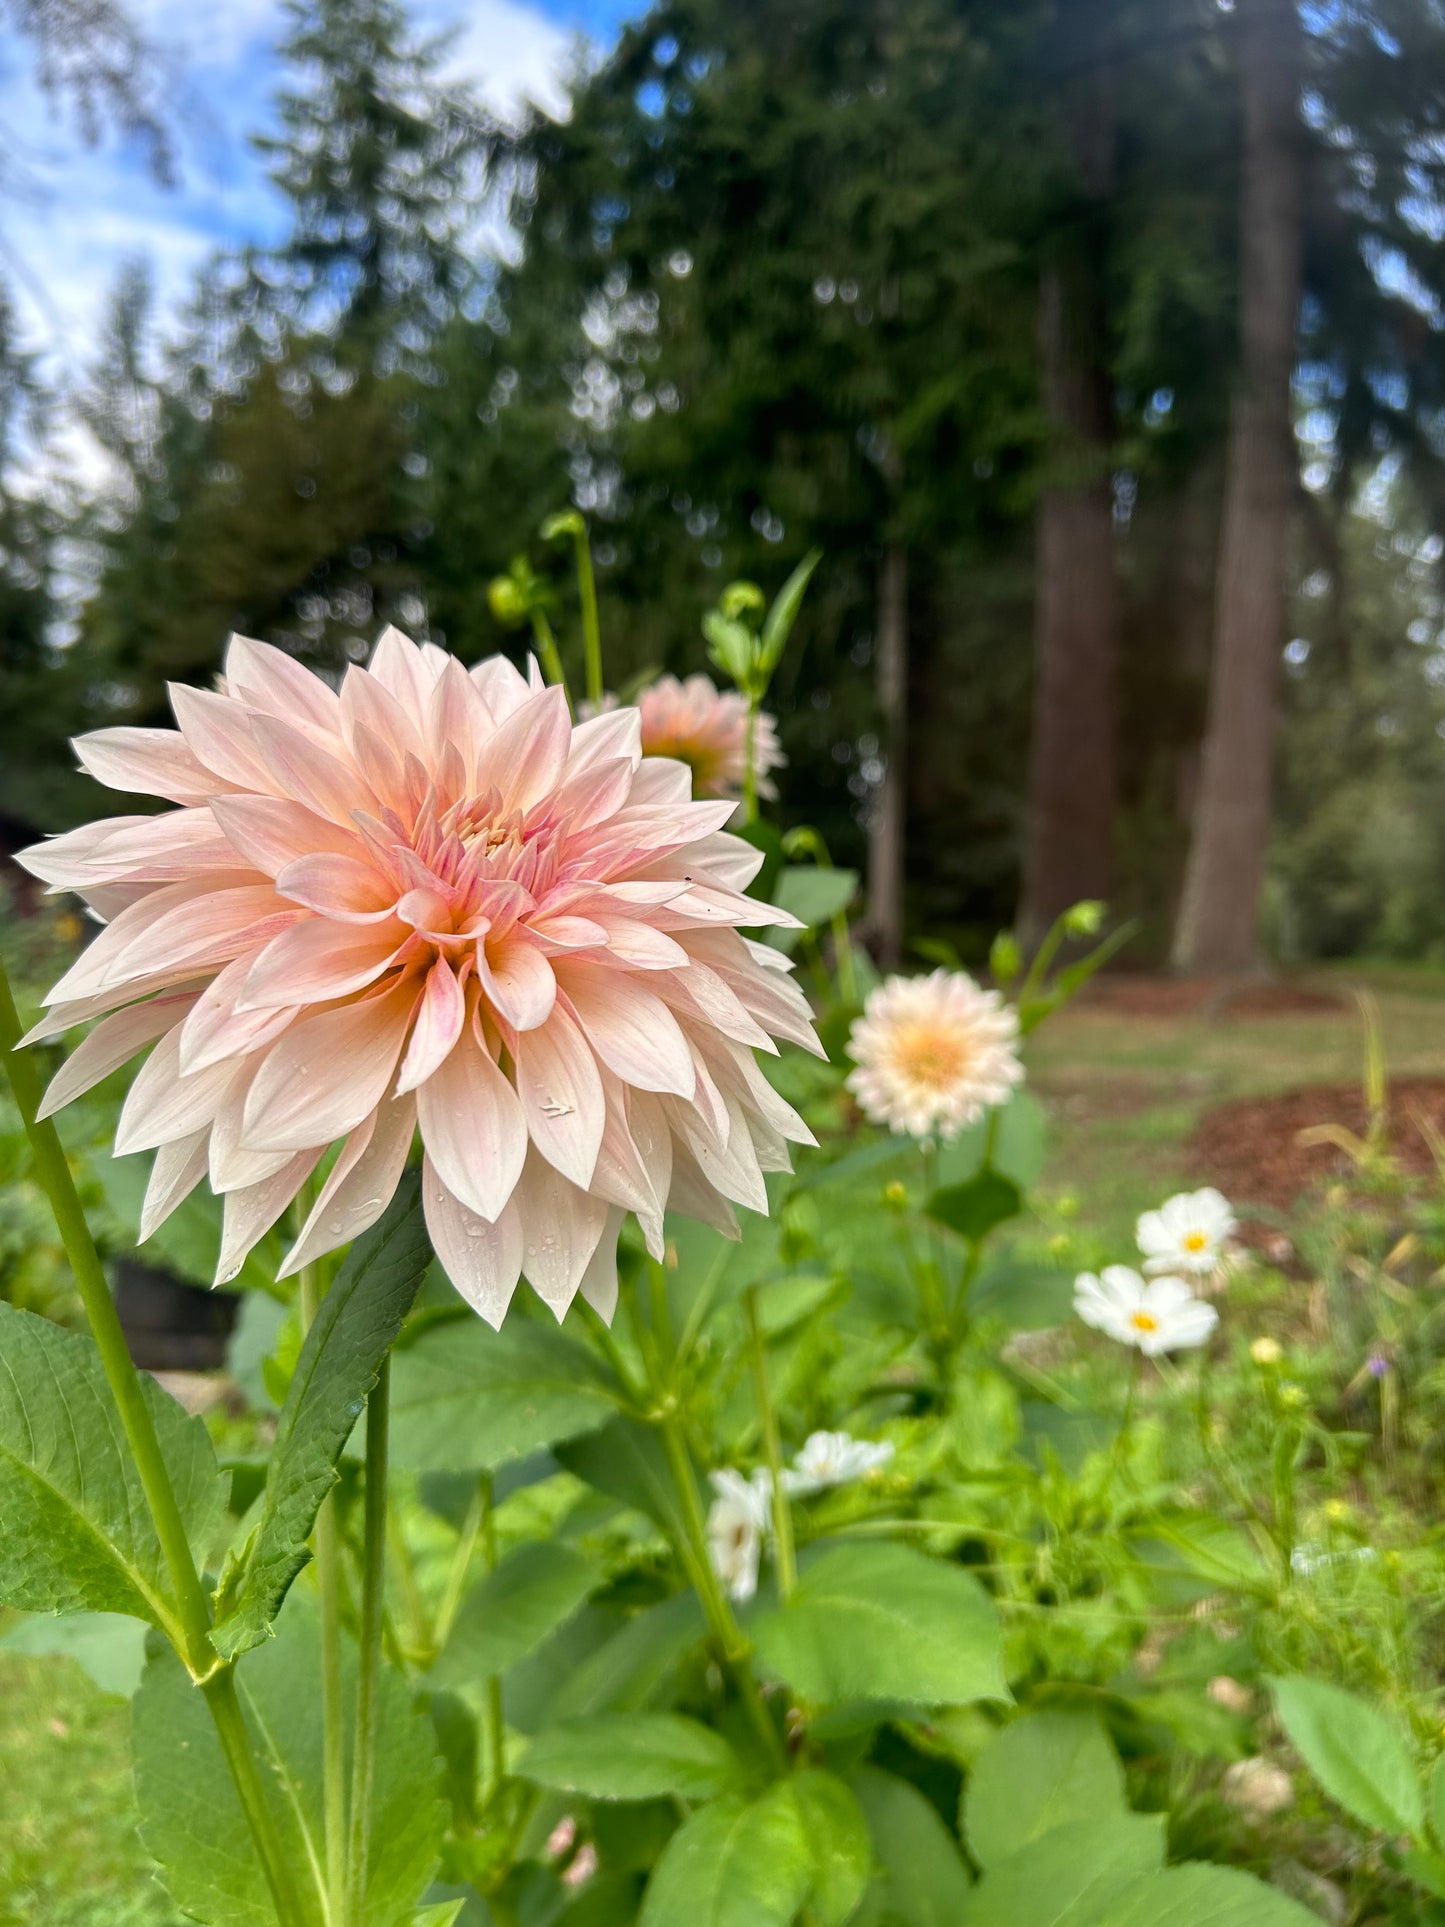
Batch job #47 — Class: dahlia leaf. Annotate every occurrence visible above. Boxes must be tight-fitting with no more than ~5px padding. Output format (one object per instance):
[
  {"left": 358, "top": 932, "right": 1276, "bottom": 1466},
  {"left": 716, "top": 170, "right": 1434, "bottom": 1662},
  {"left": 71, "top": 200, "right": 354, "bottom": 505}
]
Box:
[
  {"left": 960, "top": 1814, "right": 1165, "bottom": 1926},
  {"left": 211, "top": 1173, "right": 431, "bottom": 1659},
  {"left": 962, "top": 1708, "right": 1127, "bottom": 1868},
  {"left": 848, "top": 1765, "right": 973, "bottom": 1927},
  {"left": 791, "top": 1768, "right": 872, "bottom": 1927},
  {"left": 134, "top": 1600, "right": 443, "bottom": 1927},
  {"left": 640, "top": 1784, "right": 813, "bottom": 1927},
  {"left": 431, "top": 1541, "right": 604, "bottom": 1684},
  {"left": 925, "top": 1168, "right": 1022, "bottom": 1243},
  {"left": 0, "top": 1302, "right": 224, "bottom": 1640},
  {"left": 517, "top": 1712, "right": 745, "bottom": 1801}
]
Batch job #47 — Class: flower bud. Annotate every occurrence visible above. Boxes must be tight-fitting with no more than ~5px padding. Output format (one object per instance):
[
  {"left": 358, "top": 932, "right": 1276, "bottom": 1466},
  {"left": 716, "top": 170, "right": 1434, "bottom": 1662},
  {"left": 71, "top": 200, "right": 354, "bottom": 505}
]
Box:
[{"left": 1250, "top": 1337, "right": 1282, "bottom": 1367}]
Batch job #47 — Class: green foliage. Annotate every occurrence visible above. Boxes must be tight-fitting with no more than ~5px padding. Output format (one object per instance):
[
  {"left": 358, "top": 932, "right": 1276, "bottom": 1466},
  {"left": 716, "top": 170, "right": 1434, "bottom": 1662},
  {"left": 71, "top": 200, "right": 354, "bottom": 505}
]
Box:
[
  {"left": 0, "top": 1608, "right": 147, "bottom": 1697},
  {"left": 639, "top": 1785, "right": 814, "bottom": 1927},
  {"left": 0, "top": 1302, "right": 223, "bottom": 1632},
  {"left": 518, "top": 1714, "right": 745, "bottom": 1802},
  {"left": 1269, "top": 1674, "right": 1424, "bottom": 1838},
  {"left": 963, "top": 1709, "right": 1127, "bottom": 1866},
  {"left": 432, "top": 1543, "right": 604, "bottom": 1685}
]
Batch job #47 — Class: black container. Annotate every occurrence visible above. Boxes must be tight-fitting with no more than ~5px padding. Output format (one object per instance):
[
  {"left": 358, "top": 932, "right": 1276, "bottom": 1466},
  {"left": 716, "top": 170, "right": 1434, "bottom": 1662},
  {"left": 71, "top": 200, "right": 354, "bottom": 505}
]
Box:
[{"left": 113, "top": 1258, "right": 238, "bottom": 1371}]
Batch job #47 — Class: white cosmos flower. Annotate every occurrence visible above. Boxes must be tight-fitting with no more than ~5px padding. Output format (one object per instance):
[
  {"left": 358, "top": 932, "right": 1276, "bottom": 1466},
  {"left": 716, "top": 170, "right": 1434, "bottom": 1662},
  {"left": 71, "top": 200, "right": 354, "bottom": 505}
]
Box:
[
  {"left": 846, "top": 969, "right": 1023, "bottom": 1140},
  {"left": 706, "top": 1468, "right": 772, "bottom": 1601},
  {"left": 1136, "top": 1188, "right": 1236, "bottom": 1277},
  {"left": 1073, "top": 1266, "right": 1218, "bottom": 1356},
  {"left": 781, "top": 1430, "right": 895, "bottom": 1495}
]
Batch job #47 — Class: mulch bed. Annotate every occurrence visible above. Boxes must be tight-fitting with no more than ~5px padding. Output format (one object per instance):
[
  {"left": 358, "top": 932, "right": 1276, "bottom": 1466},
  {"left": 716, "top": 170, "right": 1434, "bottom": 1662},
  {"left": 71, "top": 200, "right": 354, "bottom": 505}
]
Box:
[
  {"left": 1187, "top": 1077, "right": 1445, "bottom": 1220},
  {"left": 1078, "top": 974, "right": 1343, "bottom": 1020}
]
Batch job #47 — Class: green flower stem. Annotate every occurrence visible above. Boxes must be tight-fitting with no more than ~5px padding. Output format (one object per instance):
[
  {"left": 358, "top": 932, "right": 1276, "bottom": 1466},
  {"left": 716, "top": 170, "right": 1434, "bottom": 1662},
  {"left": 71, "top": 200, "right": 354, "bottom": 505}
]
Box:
[
  {"left": 741, "top": 694, "right": 759, "bottom": 825},
  {"left": 347, "top": 1354, "right": 391, "bottom": 1923},
  {"left": 742, "top": 1285, "right": 797, "bottom": 1601},
  {"left": 479, "top": 1473, "right": 506, "bottom": 1800},
  {"left": 528, "top": 610, "right": 568, "bottom": 699},
  {"left": 0, "top": 963, "right": 303, "bottom": 1927},
  {"left": 572, "top": 525, "right": 604, "bottom": 707},
  {"left": 299, "top": 1259, "right": 348, "bottom": 1918}
]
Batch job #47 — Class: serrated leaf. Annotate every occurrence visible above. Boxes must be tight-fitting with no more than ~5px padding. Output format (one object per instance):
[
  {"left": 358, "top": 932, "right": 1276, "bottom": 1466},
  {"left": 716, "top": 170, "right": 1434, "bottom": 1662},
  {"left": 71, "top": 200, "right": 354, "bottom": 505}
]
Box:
[
  {"left": 960, "top": 1814, "right": 1165, "bottom": 1925},
  {"left": 793, "top": 1768, "right": 871, "bottom": 1926},
  {"left": 0, "top": 1608, "right": 147, "bottom": 1696},
  {"left": 547, "top": 1590, "right": 708, "bottom": 1722},
  {"left": 519, "top": 1713, "right": 744, "bottom": 1801},
  {"left": 555, "top": 1417, "right": 691, "bottom": 1543},
  {"left": 964, "top": 1709, "right": 1127, "bottom": 1867},
  {"left": 390, "top": 1315, "right": 618, "bottom": 1473},
  {"left": 640, "top": 1785, "right": 813, "bottom": 1927},
  {"left": 212, "top": 1178, "right": 432, "bottom": 1658},
  {"left": 433, "top": 1542, "right": 603, "bottom": 1686},
  {"left": 133, "top": 1600, "right": 443, "bottom": 1927},
  {"left": 925, "top": 1169, "right": 1021, "bottom": 1243},
  {"left": 849, "top": 1765, "right": 971, "bottom": 1927},
  {"left": 0, "top": 1301, "right": 224, "bottom": 1640},
  {"left": 1088, "top": 1863, "right": 1321, "bottom": 1926},
  {"left": 1269, "top": 1674, "right": 1424, "bottom": 1838},
  {"left": 750, "top": 1539, "right": 1007, "bottom": 1709}
]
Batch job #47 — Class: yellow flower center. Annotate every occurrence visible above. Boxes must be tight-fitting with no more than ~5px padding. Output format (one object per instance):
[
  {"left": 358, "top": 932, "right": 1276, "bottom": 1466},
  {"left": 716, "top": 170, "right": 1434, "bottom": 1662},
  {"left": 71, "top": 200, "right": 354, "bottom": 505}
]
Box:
[
  {"left": 1183, "top": 1232, "right": 1208, "bottom": 1253},
  {"left": 891, "top": 1022, "right": 971, "bottom": 1094},
  {"left": 1130, "top": 1311, "right": 1160, "bottom": 1333}
]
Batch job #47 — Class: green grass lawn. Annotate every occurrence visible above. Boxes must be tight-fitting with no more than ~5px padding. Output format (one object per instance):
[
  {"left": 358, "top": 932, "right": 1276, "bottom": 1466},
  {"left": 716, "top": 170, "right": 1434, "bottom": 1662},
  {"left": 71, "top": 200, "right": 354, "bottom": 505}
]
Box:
[{"left": 4, "top": 962, "right": 1444, "bottom": 1923}]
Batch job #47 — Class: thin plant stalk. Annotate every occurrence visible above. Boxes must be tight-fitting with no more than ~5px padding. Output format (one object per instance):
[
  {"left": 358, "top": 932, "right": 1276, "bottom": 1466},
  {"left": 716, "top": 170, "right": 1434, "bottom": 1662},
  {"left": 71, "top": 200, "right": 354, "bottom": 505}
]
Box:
[
  {"left": 741, "top": 695, "right": 759, "bottom": 824},
  {"left": 743, "top": 1285, "right": 797, "bottom": 1600},
  {"left": 528, "top": 610, "right": 568, "bottom": 698},
  {"left": 479, "top": 1473, "right": 505, "bottom": 1800},
  {"left": 574, "top": 527, "right": 604, "bottom": 708},
  {"left": 0, "top": 964, "right": 304, "bottom": 1927},
  {"left": 347, "top": 1354, "right": 391, "bottom": 1922},
  {"left": 299, "top": 1258, "right": 348, "bottom": 1917},
  {"left": 434, "top": 1476, "right": 487, "bottom": 1654}
]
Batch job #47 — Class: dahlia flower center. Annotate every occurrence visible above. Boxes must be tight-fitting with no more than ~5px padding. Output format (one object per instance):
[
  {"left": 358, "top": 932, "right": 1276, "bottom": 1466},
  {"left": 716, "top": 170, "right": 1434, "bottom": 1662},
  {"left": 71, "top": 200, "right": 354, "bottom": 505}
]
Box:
[
  {"left": 1130, "top": 1310, "right": 1160, "bottom": 1333},
  {"left": 1183, "top": 1231, "right": 1208, "bottom": 1252},
  {"left": 890, "top": 1022, "right": 972, "bottom": 1094}
]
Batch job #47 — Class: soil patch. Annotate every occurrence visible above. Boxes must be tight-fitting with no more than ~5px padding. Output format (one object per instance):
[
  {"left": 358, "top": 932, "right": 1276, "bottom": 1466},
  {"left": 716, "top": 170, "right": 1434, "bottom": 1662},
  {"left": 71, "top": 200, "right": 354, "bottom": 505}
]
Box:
[
  {"left": 1188, "top": 1077, "right": 1445, "bottom": 1219},
  {"left": 1079, "top": 975, "right": 1343, "bottom": 1021}
]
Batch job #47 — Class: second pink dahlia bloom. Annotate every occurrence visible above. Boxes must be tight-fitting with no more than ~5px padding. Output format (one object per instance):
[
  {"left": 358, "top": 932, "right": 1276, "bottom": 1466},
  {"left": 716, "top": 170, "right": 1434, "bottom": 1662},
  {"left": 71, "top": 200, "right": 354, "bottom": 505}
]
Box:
[
  {"left": 635, "top": 674, "right": 785, "bottom": 801},
  {"left": 19, "top": 630, "right": 821, "bottom": 1325}
]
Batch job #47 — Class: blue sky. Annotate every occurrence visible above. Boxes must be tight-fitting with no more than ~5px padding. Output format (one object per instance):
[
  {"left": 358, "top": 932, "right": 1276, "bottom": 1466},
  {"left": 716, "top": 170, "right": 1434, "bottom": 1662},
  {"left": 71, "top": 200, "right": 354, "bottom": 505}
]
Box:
[{"left": 0, "top": 0, "right": 635, "bottom": 462}]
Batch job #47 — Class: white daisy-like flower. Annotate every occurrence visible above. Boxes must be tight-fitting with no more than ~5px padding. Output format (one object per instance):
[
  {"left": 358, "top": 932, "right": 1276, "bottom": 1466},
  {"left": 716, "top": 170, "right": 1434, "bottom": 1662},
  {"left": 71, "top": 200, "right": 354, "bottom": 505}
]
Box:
[
  {"left": 1073, "top": 1265, "right": 1218, "bottom": 1356},
  {"left": 845, "top": 969, "right": 1023, "bottom": 1140},
  {"left": 706, "top": 1468, "right": 772, "bottom": 1602},
  {"left": 1136, "top": 1188, "right": 1236, "bottom": 1276},
  {"left": 781, "top": 1430, "right": 895, "bottom": 1496}
]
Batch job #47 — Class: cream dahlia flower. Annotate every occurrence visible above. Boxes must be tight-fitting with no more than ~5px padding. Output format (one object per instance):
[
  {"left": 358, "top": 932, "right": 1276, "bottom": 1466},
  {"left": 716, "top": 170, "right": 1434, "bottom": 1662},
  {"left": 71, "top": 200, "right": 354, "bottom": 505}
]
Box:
[
  {"left": 634, "top": 674, "right": 784, "bottom": 801},
  {"left": 845, "top": 969, "right": 1023, "bottom": 1140},
  {"left": 1136, "top": 1187, "right": 1236, "bottom": 1277},
  {"left": 1073, "top": 1266, "right": 1218, "bottom": 1356},
  {"left": 19, "top": 630, "right": 823, "bottom": 1325}
]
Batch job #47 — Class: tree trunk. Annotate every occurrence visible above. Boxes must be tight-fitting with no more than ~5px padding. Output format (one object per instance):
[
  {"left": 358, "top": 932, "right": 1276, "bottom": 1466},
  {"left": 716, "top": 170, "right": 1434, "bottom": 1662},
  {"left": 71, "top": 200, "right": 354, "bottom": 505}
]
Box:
[
  {"left": 1171, "top": 0, "right": 1302, "bottom": 972},
  {"left": 1017, "top": 56, "right": 1118, "bottom": 949},
  {"left": 866, "top": 541, "right": 908, "bottom": 968}
]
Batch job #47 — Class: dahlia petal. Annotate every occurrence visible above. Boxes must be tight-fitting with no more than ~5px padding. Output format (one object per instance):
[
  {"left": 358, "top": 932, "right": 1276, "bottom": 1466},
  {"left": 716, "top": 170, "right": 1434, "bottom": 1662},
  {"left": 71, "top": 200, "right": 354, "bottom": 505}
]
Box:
[
  {"left": 482, "top": 684, "right": 572, "bottom": 815},
  {"left": 251, "top": 713, "right": 377, "bottom": 827},
  {"left": 13, "top": 816, "right": 150, "bottom": 887},
  {"left": 115, "top": 1028, "right": 239, "bottom": 1154},
  {"left": 23, "top": 973, "right": 213, "bottom": 1044},
  {"left": 216, "top": 1152, "right": 321, "bottom": 1285},
  {"left": 396, "top": 959, "right": 466, "bottom": 1093},
  {"left": 37, "top": 993, "right": 199, "bottom": 1120},
  {"left": 469, "top": 653, "right": 531, "bottom": 723},
  {"left": 565, "top": 705, "right": 642, "bottom": 775},
  {"left": 550, "top": 756, "right": 635, "bottom": 831},
  {"left": 241, "top": 978, "right": 420, "bottom": 1153},
  {"left": 169, "top": 684, "right": 277, "bottom": 792},
  {"left": 654, "top": 960, "right": 776, "bottom": 1054},
  {"left": 278, "top": 1091, "right": 417, "bottom": 1278},
  {"left": 17, "top": 812, "right": 229, "bottom": 889},
  {"left": 666, "top": 1137, "right": 741, "bottom": 1239},
  {"left": 368, "top": 625, "right": 436, "bottom": 723},
  {"left": 477, "top": 931, "right": 556, "bottom": 1032},
  {"left": 514, "top": 1153, "right": 609, "bottom": 1317},
  {"left": 43, "top": 880, "right": 264, "bottom": 1005},
  {"left": 529, "top": 915, "right": 610, "bottom": 953},
  {"left": 341, "top": 660, "right": 428, "bottom": 770},
  {"left": 74, "top": 727, "right": 230, "bottom": 804},
  {"left": 578, "top": 1206, "right": 625, "bottom": 1322},
  {"left": 512, "top": 1005, "right": 606, "bottom": 1189},
  {"left": 210, "top": 1063, "right": 306, "bottom": 1192},
  {"left": 224, "top": 634, "right": 343, "bottom": 735},
  {"left": 105, "top": 884, "right": 298, "bottom": 989},
  {"left": 179, "top": 956, "right": 299, "bottom": 1074},
  {"left": 624, "top": 1090, "right": 673, "bottom": 1254},
  {"left": 592, "top": 1078, "right": 665, "bottom": 1228},
  {"left": 423, "top": 1160, "right": 524, "bottom": 1329},
  {"left": 427, "top": 653, "right": 490, "bottom": 778},
  {"left": 238, "top": 917, "right": 405, "bottom": 1013},
  {"left": 138, "top": 1129, "right": 211, "bottom": 1242},
  {"left": 415, "top": 1027, "right": 526, "bottom": 1222},
  {"left": 627, "top": 758, "right": 694, "bottom": 805},
  {"left": 274, "top": 853, "right": 399, "bottom": 921},
  {"left": 558, "top": 965, "right": 696, "bottom": 1097},
  {"left": 210, "top": 793, "right": 362, "bottom": 875},
  {"left": 590, "top": 918, "right": 688, "bottom": 969}
]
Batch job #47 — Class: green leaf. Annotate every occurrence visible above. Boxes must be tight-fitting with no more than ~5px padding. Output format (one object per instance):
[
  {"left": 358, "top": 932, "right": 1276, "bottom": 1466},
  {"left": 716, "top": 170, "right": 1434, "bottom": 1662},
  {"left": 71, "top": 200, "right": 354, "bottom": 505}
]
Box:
[
  {"left": 753, "top": 1273, "right": 842, "bottom": 1336},
  {"left": 750, "top": 1540, "right": 1007, "bottom": 1709},
  {"left": 212, "top": 1177, "right": 432, "bottom": 1659},
  {"left": 1430, "top": 1754, "right": 1445, "bottom": 1854},
  {"left": 0, "top": 1302, "right": 223, "bottom": 1637},
  {"left": 412, "top": 1905, "right": 467, "bottom": 1927},
  {"left": 702, "top": 611, "right": 756, "bottom": 687},
  {"left": 925, "top": 1170, "right": 1021, "bottom": 1243},
  {"left": 0, "top": 1608, "right": 147, "bottom": 1696},
  {"left": 771, "top": 865, "right": 857, "bottom": 937},
  {"left": 519, "top": 1713, "right": 745, "bottom": 1801},
  {"left": 547, "top": 1590, "right": 708, "bottom": 1721},
  {"left": 793, "top": 1768, "right": 872, "bottom": 1926},
  {"left": 640, "top": 1785, "right": 813, "bottom": 1927},
  {"left": 964, "top": 1710, "right": 1127, "bottom": 1867},
  {"left": 389, "top": 1315, "right": 618, "bottom": 1472},
  {"left": 555, "top": 1417, "right": 691, "bottom": 1543},
  {"left": 432, "top": 1542, "right": 603, "bottom": 1686},
  {"left": 1269, "top": 1674, "right": 1424, "bottom": 1838},
  {"left": 960, "top": 1814, "right": 1165, "bottom": 1925},
  {"left": 848, "top": 1765, "right": 971, "bottom": 1927},
  {"left": 133, "top": 1600, "right": 443, "bottom": 1927},
  {"left": 990, "top": 1091, "right": 1048, "bottom": 1189},
  {"left": 1087, "top": 1864, "right": 1321, "bottom": 1926},
  {"left": 965, "top": 1262, "right": 1074, "bottom": 1332},
  {"left": 758, "top": 548, "right": 823, "bottom": 677}
]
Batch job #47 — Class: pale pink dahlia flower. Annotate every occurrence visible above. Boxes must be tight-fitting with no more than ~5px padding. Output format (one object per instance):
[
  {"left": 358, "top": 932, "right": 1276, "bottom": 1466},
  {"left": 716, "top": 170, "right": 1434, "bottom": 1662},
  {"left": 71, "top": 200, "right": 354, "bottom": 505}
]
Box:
[
  {"left": 18, "top": 629, "right": 822, "bottom": 1325},
  {"left": 634, "top": 674, "right": 784, "bottom": 801},
  {"left": 846, "top": 969, "right": 1022, "bottom": 1140}
]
